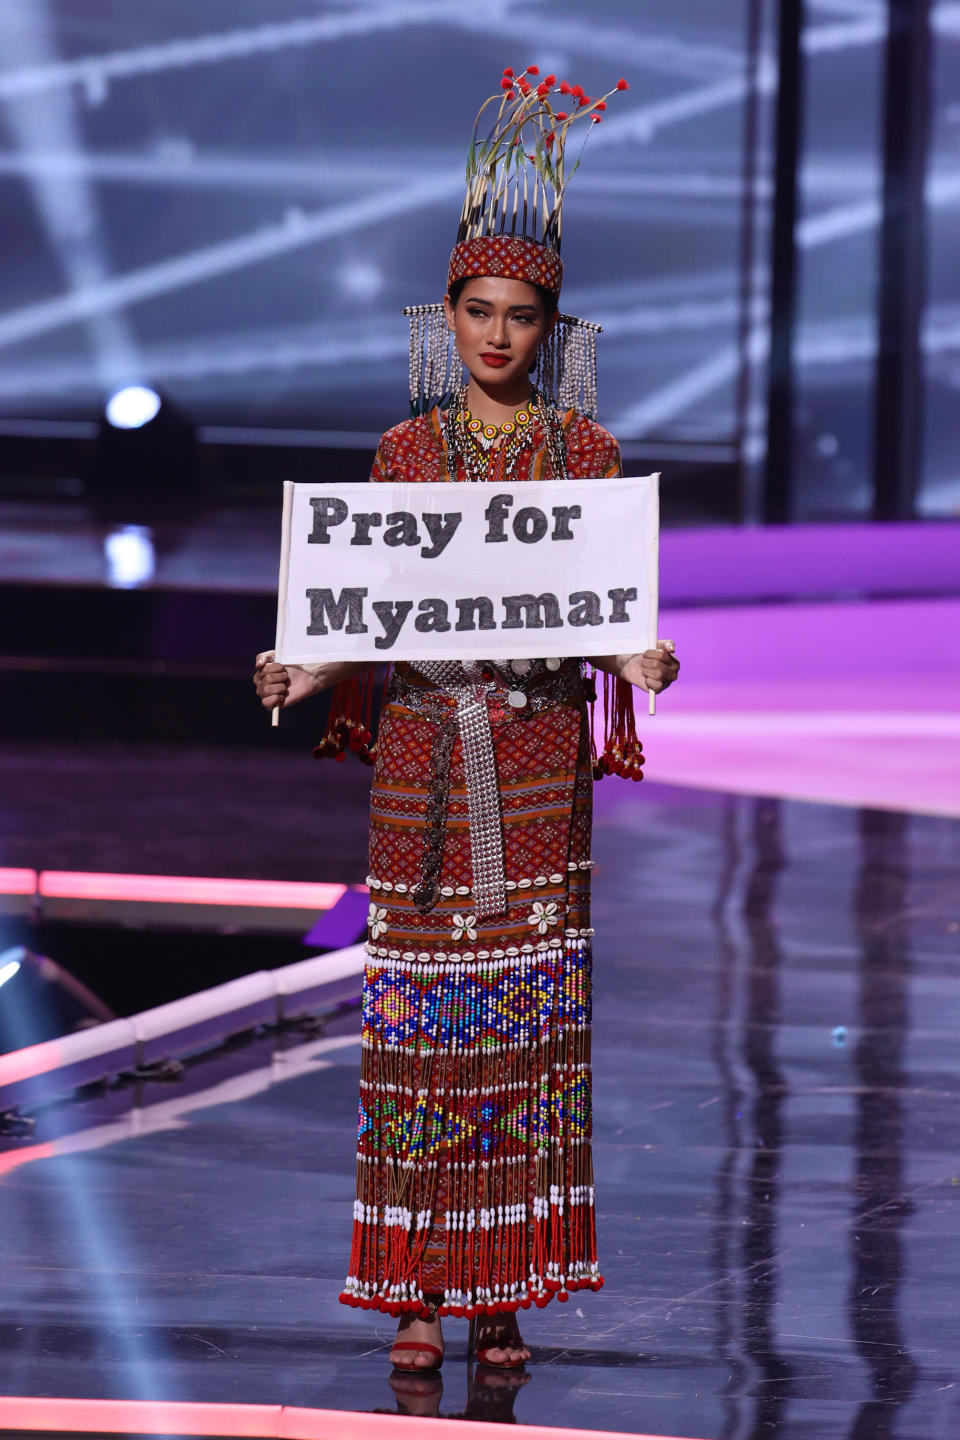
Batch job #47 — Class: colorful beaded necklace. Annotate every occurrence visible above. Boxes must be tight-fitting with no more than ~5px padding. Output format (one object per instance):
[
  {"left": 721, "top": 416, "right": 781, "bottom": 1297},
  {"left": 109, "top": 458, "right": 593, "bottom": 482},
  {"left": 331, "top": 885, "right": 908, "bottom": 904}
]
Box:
[
  {"left": 443, "top": 386, "right": 567, "bottom": 483},
  {"left": 455, "top": 399, "right": 536, "bottom": 451}
]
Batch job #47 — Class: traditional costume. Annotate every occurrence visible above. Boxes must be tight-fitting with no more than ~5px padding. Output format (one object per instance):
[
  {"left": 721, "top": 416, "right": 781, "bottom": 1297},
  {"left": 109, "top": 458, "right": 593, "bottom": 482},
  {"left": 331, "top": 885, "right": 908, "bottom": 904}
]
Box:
[{"left": 325, "top": 67, "right": 642, "bottom": 1320}]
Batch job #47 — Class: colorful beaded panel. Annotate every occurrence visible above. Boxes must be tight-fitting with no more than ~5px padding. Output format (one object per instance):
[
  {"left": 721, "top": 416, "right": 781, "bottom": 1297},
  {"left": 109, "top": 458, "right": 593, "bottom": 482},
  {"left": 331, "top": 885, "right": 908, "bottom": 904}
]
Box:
[{"left": 341, "top": 936, "right": 601, "bottom": 1317}]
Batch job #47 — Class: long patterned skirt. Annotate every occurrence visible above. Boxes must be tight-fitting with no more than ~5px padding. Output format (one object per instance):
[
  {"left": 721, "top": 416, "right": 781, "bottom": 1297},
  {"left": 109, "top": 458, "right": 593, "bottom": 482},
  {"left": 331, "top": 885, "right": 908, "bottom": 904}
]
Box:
[{"left": 339, "top": 670, "right": 603, "bottom": 1318}]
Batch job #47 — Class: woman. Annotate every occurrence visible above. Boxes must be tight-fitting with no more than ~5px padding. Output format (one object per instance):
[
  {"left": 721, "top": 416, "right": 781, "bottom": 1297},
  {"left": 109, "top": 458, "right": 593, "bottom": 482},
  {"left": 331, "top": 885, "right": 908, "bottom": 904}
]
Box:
[{"left": 255, "top": 67, "right": 680, "bottom": 1372}]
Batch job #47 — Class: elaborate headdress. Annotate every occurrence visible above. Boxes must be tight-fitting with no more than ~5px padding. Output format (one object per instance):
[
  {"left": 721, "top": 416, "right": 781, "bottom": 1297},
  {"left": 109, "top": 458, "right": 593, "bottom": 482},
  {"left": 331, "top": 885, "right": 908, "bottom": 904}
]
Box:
[{"left": 406, "top": 66, "right": 629, "bottom": 418}]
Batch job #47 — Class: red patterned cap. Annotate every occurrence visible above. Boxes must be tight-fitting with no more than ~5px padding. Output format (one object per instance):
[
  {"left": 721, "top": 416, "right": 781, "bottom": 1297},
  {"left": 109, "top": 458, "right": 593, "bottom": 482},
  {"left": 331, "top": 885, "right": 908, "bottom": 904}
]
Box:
[{"left": 447, "top": 235, "right": 563, "bottom": 300}]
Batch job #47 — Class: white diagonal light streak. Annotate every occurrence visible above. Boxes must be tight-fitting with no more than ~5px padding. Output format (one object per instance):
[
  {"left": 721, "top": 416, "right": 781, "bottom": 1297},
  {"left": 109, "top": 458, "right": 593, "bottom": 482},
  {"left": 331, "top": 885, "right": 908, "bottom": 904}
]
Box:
[
  {"left": 610, "top": 170, "right": 960, "bottom": 435},
  {"left": 0, "top": 4, "right": 889, "bottom": 118},
  {"left": 0, "top": 4, "right": 139, "bottom": 387},
  {"left": 0, "top": 148, "right": 405, "bottom": 192},
  {"left": 0, "top": 2, "right": 747, "bottom": 102},
  {"left": 803, "top": 17, "right": 886, "bottom": 51},
  {"left": 0, "top": 329, "right": 408, "bottom": 397},
  {"left": 0, "top": 172, "right": 460, "bottom": 351},
  {"left": 610, "top": 344, "right": 744, "bottom": 436},
  {"left": 590, "top": 11, "right": 886, "bottom": 153},
  {"left": 0, "top": 2, "right": 472, "bottom": 100},
  {"left": 0, "top": 148, "right": 874, "bottom": 204},
  {"left": 456, "top": 12, "right": 744, "bottom": 80},
  {"left": 806, "top": 0, "right": 881, "bottom": 15}
]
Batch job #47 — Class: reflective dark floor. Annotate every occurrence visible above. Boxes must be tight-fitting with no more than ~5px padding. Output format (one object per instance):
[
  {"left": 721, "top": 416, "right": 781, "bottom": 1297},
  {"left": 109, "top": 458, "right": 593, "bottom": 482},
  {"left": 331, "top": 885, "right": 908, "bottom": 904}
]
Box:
[{"left": 1, "top": 781, "right": 959, "bottom": 1438}]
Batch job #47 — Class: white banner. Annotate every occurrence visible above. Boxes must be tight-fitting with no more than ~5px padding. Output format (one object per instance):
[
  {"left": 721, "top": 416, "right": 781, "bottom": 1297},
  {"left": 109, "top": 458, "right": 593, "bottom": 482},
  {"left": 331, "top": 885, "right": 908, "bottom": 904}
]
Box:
[{"left": 274, "top": 475, "right": 659, "bottom": 665}]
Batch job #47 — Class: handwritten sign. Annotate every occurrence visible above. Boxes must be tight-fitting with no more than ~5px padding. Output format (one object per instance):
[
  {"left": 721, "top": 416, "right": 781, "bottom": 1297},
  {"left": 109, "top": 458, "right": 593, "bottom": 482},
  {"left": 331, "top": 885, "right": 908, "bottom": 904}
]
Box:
[{"left": 274, "top": 475, "right": 659, "bottom": 665}]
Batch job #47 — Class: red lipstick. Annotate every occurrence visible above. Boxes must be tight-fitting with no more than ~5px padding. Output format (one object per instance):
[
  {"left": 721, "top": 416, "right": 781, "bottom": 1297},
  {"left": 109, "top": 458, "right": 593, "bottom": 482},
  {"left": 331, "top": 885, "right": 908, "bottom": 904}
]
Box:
[{"left": 480, "top": 353, "right": 510, "bottom": 368}]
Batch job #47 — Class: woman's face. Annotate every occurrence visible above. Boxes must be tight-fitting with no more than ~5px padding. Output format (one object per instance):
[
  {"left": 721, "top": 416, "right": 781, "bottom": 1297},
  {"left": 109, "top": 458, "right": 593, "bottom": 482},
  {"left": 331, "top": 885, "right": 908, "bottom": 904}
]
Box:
[{"left": 443, "top": 276, "right": 553, "bottom": 393}]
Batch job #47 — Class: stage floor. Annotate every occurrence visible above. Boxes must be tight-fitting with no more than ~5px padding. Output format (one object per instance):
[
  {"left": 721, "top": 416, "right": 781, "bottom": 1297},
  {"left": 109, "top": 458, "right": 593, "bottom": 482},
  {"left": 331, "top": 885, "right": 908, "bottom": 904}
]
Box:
[{"left": 1, "top": 781, "right": 958, "bottom": 1439}]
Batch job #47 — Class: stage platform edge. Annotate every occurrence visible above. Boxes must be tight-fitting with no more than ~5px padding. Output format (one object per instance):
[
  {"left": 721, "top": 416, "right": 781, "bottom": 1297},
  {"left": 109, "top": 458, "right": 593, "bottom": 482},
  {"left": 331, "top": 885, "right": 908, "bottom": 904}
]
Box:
[
  {"left": 0, "top": 943, "right": 368, "bottom": 1112},
  {"left": 0, "top": 1393, "right": 709, "bottom": 1440}
]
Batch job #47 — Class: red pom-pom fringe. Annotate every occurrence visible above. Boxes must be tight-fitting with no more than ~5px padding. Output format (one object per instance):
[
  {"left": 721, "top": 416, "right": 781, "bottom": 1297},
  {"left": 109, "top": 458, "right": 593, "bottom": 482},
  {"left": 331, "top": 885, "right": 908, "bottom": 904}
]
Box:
[
  {"left": 587, "top": 668, "right": 645, "bottom": 783},
  {"left": 339, "top": 1274, "right": 604, "bottom": 1318},
  {"left": 313, "top": 665, "right": 384, "bottom": 766}
]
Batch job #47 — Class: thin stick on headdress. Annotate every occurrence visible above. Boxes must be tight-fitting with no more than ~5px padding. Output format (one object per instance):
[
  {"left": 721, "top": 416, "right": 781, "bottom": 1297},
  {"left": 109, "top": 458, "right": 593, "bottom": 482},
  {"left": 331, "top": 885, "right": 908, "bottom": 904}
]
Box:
[{"left": 457, "top": 67, "right": 628, "bottom": 248}]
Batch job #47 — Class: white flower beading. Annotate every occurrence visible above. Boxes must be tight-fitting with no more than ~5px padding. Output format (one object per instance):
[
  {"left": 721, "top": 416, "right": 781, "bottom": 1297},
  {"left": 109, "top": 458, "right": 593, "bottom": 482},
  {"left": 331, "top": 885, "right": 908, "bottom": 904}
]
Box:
[
  {"left": 528, "top": 901, "right": 559, "bottom": 934},
  {"left": 368, "top": 903, "right": 388, "bottom": 940},
  {"left": 451, "top": 913, "right": 478, "bottom": 941}
]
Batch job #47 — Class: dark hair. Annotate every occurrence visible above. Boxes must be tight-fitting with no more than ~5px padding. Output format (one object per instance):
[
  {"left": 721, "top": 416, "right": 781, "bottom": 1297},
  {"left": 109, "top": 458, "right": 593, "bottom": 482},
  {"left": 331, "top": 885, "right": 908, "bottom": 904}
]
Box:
[{"left": 447, "top": 274, "right": 558, "bottom": 318}]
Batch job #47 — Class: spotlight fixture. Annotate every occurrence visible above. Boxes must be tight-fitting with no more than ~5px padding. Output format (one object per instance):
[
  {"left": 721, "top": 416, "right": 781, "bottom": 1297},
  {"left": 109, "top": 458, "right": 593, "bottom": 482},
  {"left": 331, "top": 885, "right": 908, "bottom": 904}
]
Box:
[
  {"left": 103, "top": 523, "right": 156, "bottom": 589},
  {"left": 104, "top": 385, "right": 162, "bottom": 430},
  {"left": 87, "top": 383, "right": 197, "bottom": 520},
  {"left": 0, "top": 946, "right": 114, "bottom": 1055},
  {"left": 0, "top": 955, "right": 21, "bottom": 991}
]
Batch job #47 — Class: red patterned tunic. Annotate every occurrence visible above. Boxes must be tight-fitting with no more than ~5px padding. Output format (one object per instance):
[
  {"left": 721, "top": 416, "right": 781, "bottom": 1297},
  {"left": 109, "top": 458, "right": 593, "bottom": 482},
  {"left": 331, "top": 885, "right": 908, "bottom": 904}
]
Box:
[{"left": 341, "top": 405, "right": 621, "bottom": 1320}]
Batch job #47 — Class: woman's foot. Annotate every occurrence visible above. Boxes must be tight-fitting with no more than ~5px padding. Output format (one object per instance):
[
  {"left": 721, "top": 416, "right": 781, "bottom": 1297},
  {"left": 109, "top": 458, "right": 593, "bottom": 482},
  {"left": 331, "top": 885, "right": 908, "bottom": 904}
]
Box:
[
  {"left": 472, "top": 1313, "right": 531, "bottom": 1368},
  {"left": 389, "top": 1310, "right": 445, "bottom": 1371}
]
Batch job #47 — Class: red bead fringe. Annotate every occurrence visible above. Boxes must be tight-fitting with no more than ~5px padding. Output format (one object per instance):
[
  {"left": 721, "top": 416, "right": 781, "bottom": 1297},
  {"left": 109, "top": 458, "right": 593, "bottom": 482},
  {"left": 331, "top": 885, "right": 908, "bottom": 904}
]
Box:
[
  {"left": 589, "top": 668, "right": 645, "bottom": 781},
  {"left": 313, "top": 665, "right": 387, "bottom": 766},
  {"left": 338, "top": 1273, "right": 604, "bottom": 1319}
]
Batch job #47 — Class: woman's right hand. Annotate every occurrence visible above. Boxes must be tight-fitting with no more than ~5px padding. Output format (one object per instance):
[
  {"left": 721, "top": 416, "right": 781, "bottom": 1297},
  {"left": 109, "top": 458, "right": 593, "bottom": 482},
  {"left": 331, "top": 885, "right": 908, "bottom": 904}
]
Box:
[{"left": 253, "top": 651, "right": 319, "bottom": 712}]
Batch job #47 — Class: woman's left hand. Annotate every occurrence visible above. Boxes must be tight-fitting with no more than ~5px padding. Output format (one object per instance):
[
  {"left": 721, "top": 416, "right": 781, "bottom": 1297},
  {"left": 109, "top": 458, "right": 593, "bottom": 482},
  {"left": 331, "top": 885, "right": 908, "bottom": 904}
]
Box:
[{"left": 620, "top": 639, "right": 680, "bottom": 694}]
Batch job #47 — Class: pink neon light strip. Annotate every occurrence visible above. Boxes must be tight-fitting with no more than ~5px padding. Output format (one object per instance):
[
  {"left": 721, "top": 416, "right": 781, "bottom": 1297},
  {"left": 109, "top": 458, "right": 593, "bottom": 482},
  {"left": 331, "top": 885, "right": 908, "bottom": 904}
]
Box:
[
  {"left": 37, "top": 871, "right": 348, "bottom": 910},
  {"left": 0, "top": 1142, "right": 55, "bottom": 1178},
  {"left": 0, "top": 867, "right": 37, "bottom": 896},
  {"left": 0, "top": 1395, "right": 710, "bottom": 1440}
]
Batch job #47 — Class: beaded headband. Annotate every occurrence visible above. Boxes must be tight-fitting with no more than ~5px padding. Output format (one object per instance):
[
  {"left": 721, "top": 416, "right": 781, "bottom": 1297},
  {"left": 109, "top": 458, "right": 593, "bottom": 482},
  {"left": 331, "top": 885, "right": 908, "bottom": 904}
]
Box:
[
  {"left": 448, "top": 235, "right": 563, "bottom": 300},
  {"left": 405, "top": 64, "right": 629, "bottom": 418}
]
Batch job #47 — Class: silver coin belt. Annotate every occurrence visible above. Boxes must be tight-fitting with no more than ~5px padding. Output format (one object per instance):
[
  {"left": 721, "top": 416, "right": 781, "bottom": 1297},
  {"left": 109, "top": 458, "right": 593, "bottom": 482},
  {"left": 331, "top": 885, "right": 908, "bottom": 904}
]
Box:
[{"left": 388, "top": 658, "right": 584, "bottom": 919}]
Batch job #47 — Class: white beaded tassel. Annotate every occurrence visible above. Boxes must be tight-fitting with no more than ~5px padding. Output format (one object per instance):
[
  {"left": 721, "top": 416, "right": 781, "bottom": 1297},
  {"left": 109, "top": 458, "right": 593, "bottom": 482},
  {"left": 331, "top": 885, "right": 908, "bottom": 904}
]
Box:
[
  {"left": 404, "top": 303, "right": 463, "bottom": 413},
  {"left": 556, "top": 316, "right": 601, "bottom": 419},
  {"left": 403, "top": 304, "right": 427, "bottom": 414}
]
